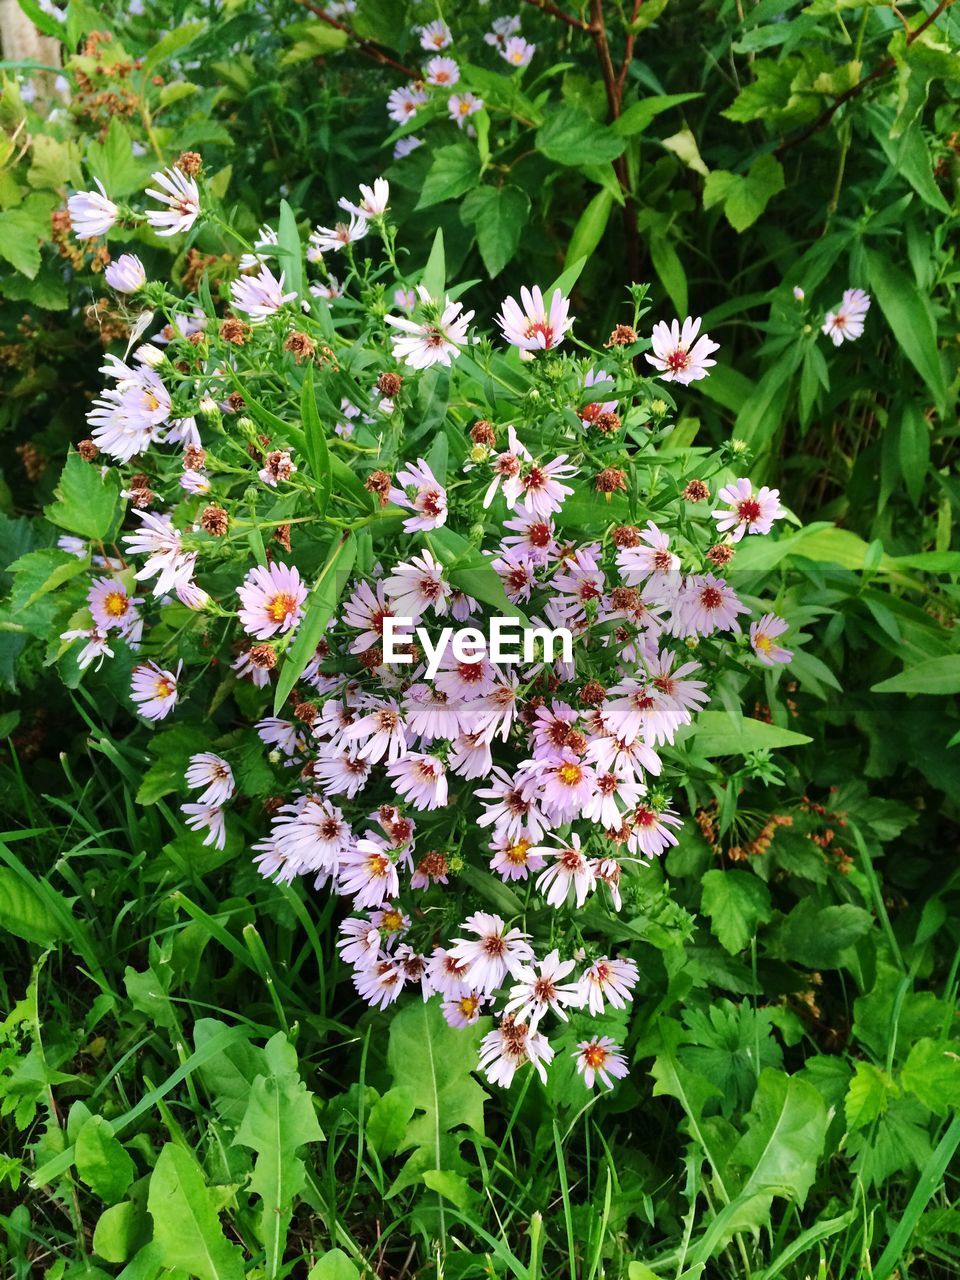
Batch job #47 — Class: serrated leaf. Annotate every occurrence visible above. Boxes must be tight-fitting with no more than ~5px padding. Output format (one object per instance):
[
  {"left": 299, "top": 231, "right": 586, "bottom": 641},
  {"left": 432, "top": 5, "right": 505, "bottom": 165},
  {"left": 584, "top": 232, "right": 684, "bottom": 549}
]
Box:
[
  {"left": 700, "top": 870, "right": 772, "bottom": 954},
  {"left": 75, "top": 1116, "right": 135, "bottom": 1205},
  {"left": 460, "top": 184, "right": 530, "bottom": 276},
  {"left": 46, "top": 452, "right": 122, "bottom": 541},
  {"left": 147, "top": 1145, "right": 244, "bottom": 1280},
  {"left": 417, "top": 144, "right": 482, "bottom": 209},
  {"left": 730, "top": 1068, "right": 828, "bottom": 1204},
  {"left": 536, "top": 106, "right": 626, "bottom": 166}
]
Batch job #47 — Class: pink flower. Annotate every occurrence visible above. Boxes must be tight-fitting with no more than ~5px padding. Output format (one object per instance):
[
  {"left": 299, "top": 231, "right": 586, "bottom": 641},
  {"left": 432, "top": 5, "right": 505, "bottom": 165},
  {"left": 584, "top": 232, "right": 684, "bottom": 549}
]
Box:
[
  {"left": 449, "top": 912, "right": 534, "bottom": 995},
  {"left": 497, "top": 287, "right": 573, "bottom": 352},
  {"left": 340, "top": 699, "right": 408, "bottom": 763},
  {"left": 354, "top": 958, "right": 404, "bottom": 1009},
  {"left": 338, "top": 177, "right": 390, "bottom": 220},
  {"left": 230, "top": 264, "right": 296, "bottom": 321},
  {"left": 342, "top": 580, "right": 401, "bottom": 654},
  {"left": 517, "top": 456, "right": 578, "bottom": 518},
  {"left": 478, "top": 1015, "right": 553, "bottom": 1087},
  {"left": 338, "top": 918, "right": 383, "bottom": 970},
  {"left": 750, "top": 613, "right": 793, "bottom": 666},
  {"left": 385, "top": 287, "right": 474, "bottom": 369},
  {"left": 130, "top": 660, "right": 181, "bottom": 720},
  {"left": 533, "top": 834, "right": 597, "bottom": 908},
  {"left": 448, "top": 93, "right": 483, "bottom": 127},
  {"left": 425, "top": 56, "right": 459, "bottom": 85},
  {"left": 503, "top": 950, "right": 579, "bottom": 1029},
  {"left": 385, "top": 752, "right": 448, "bottom": 810},
  {"left": 105, "top": 254, "right": 146, "bottom": 292},
  {"left": 427, "top": 947, "right": 471, "bottom": 999},
  {"left": 713, "top": 477, "right": 785, "bottom": 542},
  {"left": 673, "top": 573, "right": 748, "bottom": 637},
  {"left": 181, "top": 802, "right": 226, "bottom": 850},
  {"left": 236, "top": 562, "right": 307, "bottom": 640},
  {"left": 67, "top": 180, "right": 118, "bottom": 239},
  {"left": 420, "top": 19, "right": 452, "bottom": 49},
  {"left": 386, "top": 85, "right": 428, "bottom": 124},
  {"left": 577, "top": 956, "right": 639, "bottom": 1017},
  {"left": 822, "top": 288, "right": 870, "bottom": 345},
  {"left": 527, "top": 751, "right": 598, "bottom": 824},
  {"left": 60, "top": 627, "right": 114, "bottom": 670},
  {"left": 389, "top": 459, "right": 448, "bottom": 532},
  {"left": 384, "top": 550, "right": 450, "bottom": 619},
  {"left": 145, "top": 167, "right": 200, "bottom": 236},
  {"left": 310, "top": 212, "right": 368, "bottom": 254},
  {"left": 87, "top": 576, "right": 141, "bottom": 632},
  {"left": 489, "top": 830, "right": 545, "bottom": 882},
  {"left": 645, "top": 316, "right": 718, "bottom": 384},
  {"left": 339, "top": 838, "right": 400, "bottom": 908},
  {"left": 625, "top": 803, "right": 682, "bottom": 858},
  {"left": 442, "top": 992, "right": 487, "bottom": 1028},
  {"left": 575, "top": 1037, "right": 629, "bottom": 1090},
  {"left": 500, "top": 36, "right": 535, "bottom": 67},
  {"left": 580, "top": 368, "right": 617, "bottom": 426},
  {"left": 185, "top": 753, "right": 235, "bottom": 805}
]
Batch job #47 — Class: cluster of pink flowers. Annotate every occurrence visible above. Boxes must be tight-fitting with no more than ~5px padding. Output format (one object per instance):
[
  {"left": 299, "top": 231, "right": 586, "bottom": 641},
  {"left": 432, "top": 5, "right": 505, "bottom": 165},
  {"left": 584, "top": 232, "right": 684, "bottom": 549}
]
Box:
[{"left": 56, "top": 163, "right": 802, "bottom": 1092}]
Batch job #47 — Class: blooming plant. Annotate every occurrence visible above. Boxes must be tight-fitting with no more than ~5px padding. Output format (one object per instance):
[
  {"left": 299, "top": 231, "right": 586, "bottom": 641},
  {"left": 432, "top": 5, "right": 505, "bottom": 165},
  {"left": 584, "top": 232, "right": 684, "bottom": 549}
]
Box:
[{"left": 43, "top": 161, "right": 809, "bottom": 1091}]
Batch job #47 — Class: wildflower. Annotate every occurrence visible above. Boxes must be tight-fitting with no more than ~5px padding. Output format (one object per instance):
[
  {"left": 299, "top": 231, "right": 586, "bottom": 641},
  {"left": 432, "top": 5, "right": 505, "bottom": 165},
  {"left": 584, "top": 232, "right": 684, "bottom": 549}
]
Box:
[
  {"left": 750, "top": 613, "right": 793, "bottom": 666},
  {"left": 385, "top": 286, "right": 474, "bottom": 369},
  {"left": 340, "top": 699, "right": 408, "bottom": 763},
  {"left": 258, "top": 449, "right": 297, "bottom": 488},
  {"left": 449, "top": 912, "right": 534, "bottom": 995},
  {"left": 673, "top": 574, "right": 748, "bottom": 637},
  {"left": 384, "top": 550, "right": 450, "bottom": 619},
  {"left": 645, "top": 316, "right": 718, "bottom": 384},
  {"left": 338, "top": 918, "right": 382, "bottom": 969},
  {"left": 420, "top": 19, "right": 452, "bottom": 49},
  {"left": 236, "top": 562, "right": 307, "bottom": 640},
  {"left": 501, "top": 36, "right": 535, "bottom": 67},
  {"left": 181, "top": 802, "right": 226, "bottom": 850},
  {"left": 497, "top": 286, "right": 574, "bottom": 352},
  {"left": 425, "top": 56, "right": 459, "bottom": 86},
  {"left": 386, "top": 85, "right": 428, "bottom": 124},
  {"left": 87, "top": 577, "right": 141, "bottom": 632},
  {"left": 478, "top": 1015, "right": 553, "bottom": 1087},
  {"left": 354, "top": 958, "right": 404, "bottom": 1009},
  {"left": 385, "top": 752, "right": 448, "bottom": 810},
  {"left": 504, "top": 950, "right": 580, "bottom": 1029},
  {"left": 180, "top": 470, "right": 210, "bottom": 495},
  {"left": 822, "top": 288, "right": 870, "bottom": 345},
  {"left": 185, "top": 753, "right": 235, "bottom": 805},
  {"left": 130, "top": 660, "right": 181, "bottom": 721},
  {"left": 230, "top": 264, "right": 297, "bottom": 321},
  {"left": 310, "top": 212, "right": 368, "bottom": 255},
  {"left": 394, "top": 135, "right": 424, "bottom": 159},
  {"left": 625, "top": 802, "right": 683, "bottom": 858},
  {"left": 712, "top": 478, "right": 785, "bottom": 542},
  {"left": 144, "top": 166, "right": 201, "bottom": 236},
  {"left": 339, "top": 838, "right": 400, "bottom": 908},
  {"left": 793, "top": 285, "right": 805, "bottom": 301},
  {"left": 105, "top": 254, "right": 146, "bottom": 293},
  {"left": 489, "top": 830, "right": 545, "bottom": 882},
  {"left": 389, "top": 459, "right": 448, "bottom": 532},
  {"left": 67, "top": 180, "right": 118, "bottom": 239},
  {"left": 575, "top": 1037, "right": 629, "bottom": 1090},
  {"left": 60, "top": 627, "right": 114, "bottom": 670},
  {"left": 484, "top": 15, "right": 521, "bottom": 47},
  {"left": 122, "top": 510, "right": 195, "bottom": 596},
  {"left": 517, "top": 455, "right": 578, "bottom": 518},
  {"left": 86, "top": 363, "right": 171, "bottom": 462},
  {"left": 683, "top": 479, "right": 710, "bottom": 502},
  {"left": 534, "top": 835, "right": 597, "bottom": 908},
  {"left": 443, "top": 992, "right": 486, "bottom": 1028},
  {"left": 238, "top": 224, "right": 278, "bottom": 271},
  {"left": 578, "top": 956, "right": 639, "bottom": 1016},
  {"left": 339, "top": 177, "right": 390, "bottom": 220},
  {"left": 448, "top": 92, "right": 483, "bottom": 127}
]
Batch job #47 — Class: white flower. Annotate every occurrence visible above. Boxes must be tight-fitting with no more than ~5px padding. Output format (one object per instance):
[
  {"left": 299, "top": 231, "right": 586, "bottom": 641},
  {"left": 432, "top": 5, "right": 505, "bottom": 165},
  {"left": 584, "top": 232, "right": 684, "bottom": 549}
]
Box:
[
  {"left": 645, "top": 316, "right": 718, "bottom": 384},
  {"left": 185, "top": 752, "right": 235, "bottom": 805},
  {"left": 500, "top": 36, "right": 535, "bottom": 67},
  {"left": 419, "top": 19, "right": 452, "bottom": 49},
  {"left": 503, "top": 950, "right": 580, "bottom": 1029},
  {"left": 385, "top": 285, "right": 474, "bottom": 369},
  {"left": 310, "top": 212, "right": 368, "bottom": 255},
  {"left": 144, "top": 167, "right": 200, "bottom": 237},
  {"left": 497, "top": 286, "right": 574, "bottom": 351},
  {"left": 230, "top": 264, "right": 297, "bottom": 321},
  {"left": 67, "top": 180, "right": 118, "bottom": 240},
  {"left": 448, "top": 92, "right": 483, "bottom": 127},
  {"left": 338, "top": 177, "right": 389, "bottom": 220},
  {"left": 822, "top": 288, "right": 870, "bottom": 346},
  {"left": 105, "top": 254, "right": 146, "bottom": 293}
]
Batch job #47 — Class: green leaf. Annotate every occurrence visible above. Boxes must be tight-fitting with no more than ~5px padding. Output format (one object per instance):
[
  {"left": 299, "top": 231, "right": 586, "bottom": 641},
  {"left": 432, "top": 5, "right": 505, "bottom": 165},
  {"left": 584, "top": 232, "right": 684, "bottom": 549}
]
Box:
[
  {"left": 307, "top": 1249, "right": 361, "bottom": 1280},
  {"left": 536, "top": 106, "right": 626, "bottom": 166},
  {"left": 147, "top": 1145, "right": 244, "bottom": 1280},
  {"left": 234, "top": 1034, "right": 324, "bottom": 1278},
  {"left": 844, "top": 1061, "right": 895, "bottom": 1131},
  {"left": 614, "top": 92, "right": 703, "bottom": 135},
  {"left": 75, "top": 1117, "right": 135, "bottom": 1205},
  {"left": 866, "top": 249, "right": 948, "bottom": 415},
  {"left": 46, "top": 452, "right": 122, "bottom": 541},
  {"left": 7, "top": 548, "right": 89, "bottom": 609},
  {"left": 460, "top": 184, "right": 530, "bottom": 276},
  {"left": 0, "top": 193, "right": 58, "bottom": 278},
  {"left": 92, "top": 1201, "right": 149, "bottom": 1265},
  {"left": 0, "top": 866, "right": 68, "bottom": 947},
  {"left": 648, "top": 230, "right": 687, "bottom": 316},
  {"left": 273, "top": 531, "right": 356, "bottom": 713},
  {"left": 366, "top": 1088, "right": 416, "bottom": 1158},
  {"left": 872, "top": 656, "right": 960, "bottom": 695},
  {"left": 427, "top": 527, "right": 528, "bottom": 624},
  {"left": 86, "top": 117, "right": 150, "bottom": 200},
  {"left": 422, "top": 227, "right": 446, "bottom": 299},
  {"left": 417, "top": 144, "right": 483, "bottom": 210},
  {"left": 276, "top": 200, "right": 303, "bottom": 304},
  {"left": 777, "top": 900, "right": 874, "bottom": 968},
  {"left": 703, "top": 154, "right": 785, "bottom": 232},
  {"left": 142, "top": 21, "right": 206, "bottom": 77},
  {"left": 300, "top": 368, "right": 332, "bottom": 517},
  {"left": 701, "top": 870, "right": 772, "bottom": 954},
  {"left": 565, "top": 189, "right": 614, "bottom": 271},
  {"left": 684, "top": 711, "right": 811, "bottom": 756},
  {"left": 731, "top": 1068, "right": 828, "bottom": 1204},
  {"left": 16, "top": 0, "right": 67, "bottom": 38},
  {"left": 900, "top": 1039, "right": 960, "bottom": 1116}
]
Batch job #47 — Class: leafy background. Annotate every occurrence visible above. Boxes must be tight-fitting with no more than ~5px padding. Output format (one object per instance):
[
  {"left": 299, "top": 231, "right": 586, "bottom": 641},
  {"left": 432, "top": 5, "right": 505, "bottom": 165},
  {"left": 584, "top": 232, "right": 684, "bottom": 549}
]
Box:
[{"left": 1, "top": 0, "right": 959, "bottom": 1276}]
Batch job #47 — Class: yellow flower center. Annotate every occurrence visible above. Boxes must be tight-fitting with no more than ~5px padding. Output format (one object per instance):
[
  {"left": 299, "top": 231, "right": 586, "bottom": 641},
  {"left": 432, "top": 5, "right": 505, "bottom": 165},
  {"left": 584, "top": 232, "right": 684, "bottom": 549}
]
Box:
[{"left": 267, "top": 592, "right": 298, "bottom": 623}]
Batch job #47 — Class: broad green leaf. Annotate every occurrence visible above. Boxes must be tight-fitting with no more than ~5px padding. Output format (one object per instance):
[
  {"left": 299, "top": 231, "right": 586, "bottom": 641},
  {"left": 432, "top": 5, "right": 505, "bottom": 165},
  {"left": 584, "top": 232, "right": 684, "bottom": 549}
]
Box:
[
  {"left": 417, "top": 144, "right": 482, "bottom": 209},
  {"left": 147, "top": 1145, "right": 244, "bottom": 1280},
  {"left": 844, "top": 1061, "right": 894, "bottom": 1131},
  {"left": 234, "top": 1034, "right": 324, "bottom": 1278},
  {"left": 731, "top": 1068, "right": 828, "bottom": 1204},
  {"left": 426, "top": 527, "right": 528, "bottom": 624},
  {"left": 75, "top": 1117, "right": 135, "bottom": 1205},
  {"left": 900, "top": 1039, "right": 960, "bottom": 1116},
  {"left": 46, "top": 452, "right": 122, "bottom": 541},
  {"left": 0, "top": 193, "right": 58, "bottom": 277},
  {"left": 776, "top": 900, "right": 874, "bottom": 968},
  {"left": 460, "top": 184, "right": 530, "bottom": 276},
  {"left": 684, "top": 711, "right": 812, "bottom": 756},
  {"left": 276, "top": 199, "right": 303, "bottom": 303},
  {"left": 0, "top": 866, "right": 69, "bottom": 946},
  {"left": 565, "top": 189, "right": 614, "bottom": 271},
  {"left": 661, "top": 127, "right": 709, "bottom": 176},
  {"left": 86, "top": 117, "right": 150, "bottom": 199},
  {"left": 92, "top": 1201, "right": 149, "bottom": 1264},
  {"left": 866, "top": 249, "right": 948, "bottom": 414},
  {"left": 614, "top": 92, "right": 703, "bottom": 135},
  {"left": 703, "top": 154, "right": 784, "bottom": 232},
  {"left": 366, "top": 1087, "right": 416, "bottom": 1158},
  {"left": 872, "top": 656, "right": 960, "bottom": 695},
  {"left": 7, "top": 548, "right": 89, "bottom": 609},
  {"left": 274, "top": 531, "right": 356, "bottom": 713},
  {"left": 422, "top": 227, "right": 446, "bottom": 299},
  {"left": 142, "top": 21, "right": 206, "bottom": 77},
  {"left": 307, "top": 1249, "right": 360, "bottom": 1280},
  {"left": 536, "top": 106, "right": 626, "bottom": 166},
  {"left": 701, "top": 870, "right": 772, "bottom": 954}
]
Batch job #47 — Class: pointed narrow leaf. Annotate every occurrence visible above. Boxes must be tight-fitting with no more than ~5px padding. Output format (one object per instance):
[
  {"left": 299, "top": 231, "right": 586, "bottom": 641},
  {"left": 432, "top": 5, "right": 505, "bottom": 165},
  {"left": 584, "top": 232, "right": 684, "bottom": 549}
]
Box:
[{"left": 274, "top": 532, "right": 356, "bottom": 713}]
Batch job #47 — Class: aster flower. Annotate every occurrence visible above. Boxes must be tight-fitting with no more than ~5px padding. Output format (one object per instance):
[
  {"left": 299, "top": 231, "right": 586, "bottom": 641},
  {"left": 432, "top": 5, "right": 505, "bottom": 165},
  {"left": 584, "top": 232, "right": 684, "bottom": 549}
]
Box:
[
  {"left": 385, "top": 752, "right": 448, "bottom": 810},
  {"left": 503, "top": 950, "right": 580, "bottom": 1028},
  {"left": 533, "top": 834, "right": 597, "bottom": 909},
  {"left": 385, "top": 286, "right": 474, "bottom": 370},
  {"left": 67, "top": 180, "right": 118, "bottom": 240},
  {"left": 338, "top": 918, "right": 383, "bottom": 969},
  {"left": 230, "top": 264, "right": 297, "bottom": 321},
  {"left": 822, "top": 288, "right": 870, "bottom": 345},
  {"left": 130, "top": 660, "right": 181, "bottom": 721},
  {"left": 449, "top": 912, "right": 534, "bottom": 995},
  {"left": 575, "top": 1037, "right": 629, "bottom": 1090},
  {"left": 478, "top": 1015, "right": 553, "bottom": 1087},
  {"left": 645, "top": 316, "right": 718, "bottom": 384},
  {"left": 427, "top": 947, "right": 472, "bottom": 999},
  {"left": 497, "top": 286, "right": 574, "bottom": 352},
  {"left": 105, "top": 254, "right": 146, "bottom": 293},
  {"left": 489, "top": 829, "right": 545, "bottom": 882},
  {"left": 238, "top": 224, "right": 278, "bottom": 271},
  {"left": 389, "top": 459, "right": 448, "bottom": 532},
  {"left": 673, "top": 573, "right": 749, "bottom": 637},
  {"left": 123, "top": 510, "right": 196, "bottom": 597},
  {"left": 181, "top": 802, "right": 226, "bottom": 850},
  {"left": 87, "top": 577, "right": 141, "bottom": 633},
  {"left": 338, "top": 177, "right": 390, "bottom": 220},
  {"left": 580, "top": 368, "right": 617, "bottom": 426},
  {"left": 712, "top": 478, "right": 785, "bottom": 542},
  {"left": 310, "top": 212, "right": 368, "bottom": 255},
  {"left": 384, "top": 550, "right": 450, "bottom": 619},
  {"left": 86, "top": 365, "right": 172, "bottom": 462},
  {"left": 339, "top": 838, "right": 400, "bottom": 908},
  {"left": 342, "top": 580, "right": 401, "bottom": 653},
  {"left": 448, "top": 93, "right": 483, "bottom": 127},
  {"left": 180, "top": 470, "right": 210, "bottom": 495},
  {"left": 386, "top": 84, "right": 428, "bottom": 124},
  {"left": 625, "top": 803, "right": 683, "bottom": 858},
  {"left": 517, "top": 456, "right": 578, "bottom": 518},
  {"left": 394, "top": 135, "right": 424, "bottom": 160},
  {"left": 527, "top": 752, "right": 598, "bottom": 824},
  {"left": 420, "top": 19, "right": 452, "bottom": 49},
  {"left": 60, "top": 627, "right": 114, "bottom": 671},
  {"left": 354, "top": 958, "right": 404, "bottom": 1009},
  {"left": 144, "top": 167, "right": 201, "bottom": 236},
  {"left": 425, "top": 56, "right": 459, "bottom": 86},
  {"left": 500, "top": 36, "right": 535, "bottom": 67},
  {"left": 476, "top": 766, "right": 548, "bottom": 842},
  {"left": 442, "top": 992, "right": 487, "bottom": 1028},
  {"left": 750, "top": 613, "right": 793, "bottom": 666},
  {"left": 185, "top": 753, "right": 235, "bottom": 805},
  {"left": 339, "top": 699, "right": 408, "bottom": 763},
  {"left": 484, "top": 15, "right": 521, "bottom": 47},
  {"left": 236, "top": 562, "right": 307, "bottom": 640},
  {"left": 578, "top": 956, "right": 639, "bottom": 1017}
]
